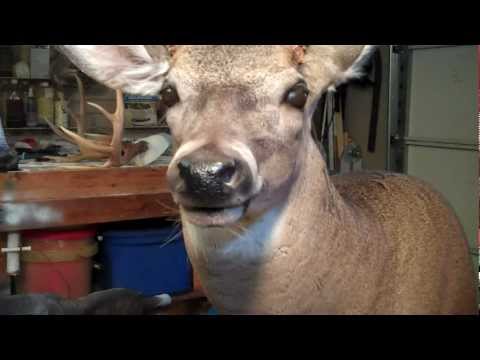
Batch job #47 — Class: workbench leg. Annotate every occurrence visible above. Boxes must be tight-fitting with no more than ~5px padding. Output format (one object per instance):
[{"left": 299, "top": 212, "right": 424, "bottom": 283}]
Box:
[{"left": 6, "top": 232, "right": 21, "bottom": 295}]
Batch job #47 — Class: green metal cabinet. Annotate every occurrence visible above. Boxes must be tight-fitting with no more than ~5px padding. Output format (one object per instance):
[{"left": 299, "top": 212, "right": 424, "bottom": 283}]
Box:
[
  {"left": 345, "top": 45, "right": 478, "bottom": 282},
  {"left": 401, "top": 45, "right": 479, "bottom": 274}
]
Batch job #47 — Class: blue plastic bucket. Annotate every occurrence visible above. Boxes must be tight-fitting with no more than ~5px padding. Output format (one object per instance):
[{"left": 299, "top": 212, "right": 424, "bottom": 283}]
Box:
[{"left": 100, "top": 226, "right": 192, "bottom": 296}]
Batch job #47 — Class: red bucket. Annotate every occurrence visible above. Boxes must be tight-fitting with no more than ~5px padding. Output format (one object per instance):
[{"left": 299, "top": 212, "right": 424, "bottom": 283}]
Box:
[{"left": 18, "top": 229, "right": 97, "bottom": 299}]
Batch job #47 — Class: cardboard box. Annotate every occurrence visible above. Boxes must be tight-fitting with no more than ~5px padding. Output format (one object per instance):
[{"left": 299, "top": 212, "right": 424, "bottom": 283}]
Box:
[{"left": 124, "top": 95, "right": 159, "bottom": 128}]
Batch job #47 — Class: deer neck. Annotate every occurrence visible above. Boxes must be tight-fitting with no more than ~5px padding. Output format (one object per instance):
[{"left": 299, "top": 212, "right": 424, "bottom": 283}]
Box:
[
  {"left": 182, "top": 135, "right": 358, "bottom": 277},
  {"left": 181, "top": 135, "right": 386, "bottom": 314}
]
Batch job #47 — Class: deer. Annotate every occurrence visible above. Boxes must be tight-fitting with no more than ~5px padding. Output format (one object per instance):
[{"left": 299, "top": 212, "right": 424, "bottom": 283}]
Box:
[{"left": 55, "top": 45, "right": 477, "bottom": 315}]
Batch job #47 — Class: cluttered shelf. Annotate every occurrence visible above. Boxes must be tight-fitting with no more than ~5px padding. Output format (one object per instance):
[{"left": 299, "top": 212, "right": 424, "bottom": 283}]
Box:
[{"left": 4, "top": 127, "right": 52, "bottom": 131}]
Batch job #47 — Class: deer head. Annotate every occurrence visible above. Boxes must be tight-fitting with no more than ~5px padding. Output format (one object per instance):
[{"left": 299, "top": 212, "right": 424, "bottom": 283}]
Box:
[{"left": 57, "top": 45, "right": 375, "bottom": 225}]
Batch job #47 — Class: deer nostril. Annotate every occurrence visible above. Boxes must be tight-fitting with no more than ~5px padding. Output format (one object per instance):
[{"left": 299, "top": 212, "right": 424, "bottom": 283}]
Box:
[
  {"left": 217, "top": 160, "right": 237, "bottom": 183},
  {"left": 176, "top": 158, "right": 241, "bottom": 197},
  {"left": 178, "top": 160, "right": 192, "bottom": 178}
]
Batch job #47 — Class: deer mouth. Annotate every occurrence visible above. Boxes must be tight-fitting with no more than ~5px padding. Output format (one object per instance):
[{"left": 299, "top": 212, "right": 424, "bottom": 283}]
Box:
[{"left": 181, "top": 203, "right": 249, "bottom": 227}]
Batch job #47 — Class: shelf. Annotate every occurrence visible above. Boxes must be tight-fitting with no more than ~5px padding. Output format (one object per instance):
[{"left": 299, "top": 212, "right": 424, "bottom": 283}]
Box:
[{"left": 5, "top": 127, "right": 52, "bottom": 131}]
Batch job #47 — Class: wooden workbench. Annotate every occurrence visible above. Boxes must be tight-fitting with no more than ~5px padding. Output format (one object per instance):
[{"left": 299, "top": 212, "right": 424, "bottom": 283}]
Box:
[
  {"left": 0, "top": 160, "right": 179, "bottom": 233},
  {"left": 0, "top": 161, "right": 209, "bottom": 313}
]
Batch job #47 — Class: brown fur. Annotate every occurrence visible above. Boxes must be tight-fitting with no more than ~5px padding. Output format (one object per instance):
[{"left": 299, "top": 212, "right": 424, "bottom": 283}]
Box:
[
  {"left": 58, "top": 45, "right": 478, "bottom": 315},
  {"left": 333, "top": 172, "right": 477, "bottom": 314},
  {"left": 184, "top": 139, "right": 477, "bottom": 314}
]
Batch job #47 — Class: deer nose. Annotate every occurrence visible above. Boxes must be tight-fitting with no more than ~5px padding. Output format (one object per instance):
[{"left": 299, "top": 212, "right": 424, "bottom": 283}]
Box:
[
  {"left": 178, "top": 159, "right": 237, "bottom": 184},
  {"left": 176, "top": 158, "right": 243, "bottom": 204}
]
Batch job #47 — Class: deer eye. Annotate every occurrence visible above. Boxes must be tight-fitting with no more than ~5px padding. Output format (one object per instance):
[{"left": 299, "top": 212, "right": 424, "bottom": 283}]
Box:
[
  {"left": 284, "top": 82, "right": 309, "bottom": 109},
  {"left": 159, "top": 86, "right": 180, "bottom": 108}
]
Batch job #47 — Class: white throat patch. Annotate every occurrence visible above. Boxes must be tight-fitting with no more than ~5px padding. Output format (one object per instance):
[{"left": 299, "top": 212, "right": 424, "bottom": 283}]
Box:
[{"left": 184, "top": 206, "right": 285, "bottom": 263}]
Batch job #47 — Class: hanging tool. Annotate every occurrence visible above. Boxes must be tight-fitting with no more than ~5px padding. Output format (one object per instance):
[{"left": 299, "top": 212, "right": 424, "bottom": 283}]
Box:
[{"left": 367, "top": 48, "right": 383, "bottom": 153}]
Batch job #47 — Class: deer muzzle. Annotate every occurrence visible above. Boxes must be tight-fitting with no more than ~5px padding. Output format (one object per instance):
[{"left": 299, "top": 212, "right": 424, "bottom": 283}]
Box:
[{"left": 167, "top": 143, "right": 261, "bottom": 227}]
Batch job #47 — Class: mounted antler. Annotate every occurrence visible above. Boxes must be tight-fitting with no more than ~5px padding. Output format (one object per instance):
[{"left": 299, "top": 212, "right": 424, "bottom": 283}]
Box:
[{"left": 44, "top": 72, "right": 147, "bottom": 167}]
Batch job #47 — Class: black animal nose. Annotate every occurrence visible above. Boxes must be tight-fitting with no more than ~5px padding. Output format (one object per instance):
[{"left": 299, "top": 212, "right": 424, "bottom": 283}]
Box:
[
  {"left": 178, "top": 159, "right": 236, "bottom": 184},
  {"left": 177, "top": 158, "right": 241, "bottom": 203}
]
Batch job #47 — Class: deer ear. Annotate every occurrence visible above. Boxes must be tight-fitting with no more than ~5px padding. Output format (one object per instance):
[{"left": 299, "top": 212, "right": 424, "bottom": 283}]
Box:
[
  {"left": 301, "top": 45, "right": 377, "bottom": 94},
  {"left": 56, "top": 45, "right": 171, "bottom": 95}
]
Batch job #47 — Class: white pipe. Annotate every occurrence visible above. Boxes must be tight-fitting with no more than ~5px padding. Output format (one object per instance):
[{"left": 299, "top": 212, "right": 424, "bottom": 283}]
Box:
[
  {"left": 1, "top": 246, "right": 31, "bottom": 254},
  {"left": 6, "top": 233, "right": 21, "bottom": 276},
  {"left": 154, "top": 294, "right": 172, "bottom": 307}
]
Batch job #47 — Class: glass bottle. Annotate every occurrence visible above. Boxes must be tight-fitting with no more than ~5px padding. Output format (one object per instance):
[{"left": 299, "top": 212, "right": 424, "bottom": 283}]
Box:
[
  {"left": 25, "top": 86, "right": 38, "bottom": 127},
  {"left": 6, "top": 79, "right": 25, "bottom": 128},
  {"left": 37, "top": 81, "right": 54, "bottom": 126},
  {"left": 54, "top": 90, "right": 69, "bottom": 128}
]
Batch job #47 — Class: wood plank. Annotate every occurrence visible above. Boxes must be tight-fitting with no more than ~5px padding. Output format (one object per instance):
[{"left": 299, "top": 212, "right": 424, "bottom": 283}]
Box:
[
  {"left": 0, "top": 165, "right": 179, "bottom": 232},
  {"left": 0, "top": 193, "right": 179, "bottom": 232},
  {"left": 0, "top": 166, "right": 171, "bottom": 202}
]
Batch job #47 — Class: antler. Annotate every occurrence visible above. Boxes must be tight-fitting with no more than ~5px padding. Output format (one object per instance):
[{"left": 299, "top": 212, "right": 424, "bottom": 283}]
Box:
[
  {"left": 67, "top": 72, "right": 87, "bottom": 137},
  {"left": 45, "top": 72, "right": 147, "bottom": 167},
  {"left": 85, "top": 89, "right": 125, "bottom": 167}
]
